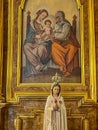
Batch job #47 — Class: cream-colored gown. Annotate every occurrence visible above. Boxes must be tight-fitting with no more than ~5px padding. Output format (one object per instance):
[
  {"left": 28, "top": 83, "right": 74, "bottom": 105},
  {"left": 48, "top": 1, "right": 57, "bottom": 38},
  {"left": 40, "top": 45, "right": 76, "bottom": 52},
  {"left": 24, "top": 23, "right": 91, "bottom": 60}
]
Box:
[{"left": 43, "top": 95, "right": 67, "bottom": 130}]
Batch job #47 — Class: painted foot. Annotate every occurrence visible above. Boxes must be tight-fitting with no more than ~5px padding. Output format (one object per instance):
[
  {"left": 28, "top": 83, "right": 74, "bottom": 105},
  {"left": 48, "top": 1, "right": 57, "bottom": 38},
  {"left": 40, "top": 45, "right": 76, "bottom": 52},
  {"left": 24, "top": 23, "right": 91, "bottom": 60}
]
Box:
[{"left": 63, "top": 71, "right": 71, "bottom": 77}]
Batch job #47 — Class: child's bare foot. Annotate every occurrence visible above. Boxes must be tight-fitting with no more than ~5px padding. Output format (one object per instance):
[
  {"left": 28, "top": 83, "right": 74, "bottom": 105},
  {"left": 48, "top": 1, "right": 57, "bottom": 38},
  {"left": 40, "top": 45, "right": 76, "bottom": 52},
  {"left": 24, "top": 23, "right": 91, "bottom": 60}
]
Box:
[{"left": 63, "top": 71, "right": 71, "bottom": 77}]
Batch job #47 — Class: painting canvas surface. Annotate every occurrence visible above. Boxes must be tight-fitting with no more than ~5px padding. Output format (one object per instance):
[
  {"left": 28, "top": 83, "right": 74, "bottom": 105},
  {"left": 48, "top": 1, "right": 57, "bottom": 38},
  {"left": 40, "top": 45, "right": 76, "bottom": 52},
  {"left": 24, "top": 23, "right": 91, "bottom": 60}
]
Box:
[{"left": 21, "top": 0, "right": 81, "bottom": 83}]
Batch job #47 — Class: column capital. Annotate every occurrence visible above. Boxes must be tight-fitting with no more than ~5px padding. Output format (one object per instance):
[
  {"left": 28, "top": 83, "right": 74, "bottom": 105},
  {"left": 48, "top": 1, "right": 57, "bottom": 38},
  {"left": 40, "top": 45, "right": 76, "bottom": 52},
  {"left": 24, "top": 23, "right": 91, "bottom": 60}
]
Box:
[{"left": 0, "top": 103, "right": 8, "bottom": 109}]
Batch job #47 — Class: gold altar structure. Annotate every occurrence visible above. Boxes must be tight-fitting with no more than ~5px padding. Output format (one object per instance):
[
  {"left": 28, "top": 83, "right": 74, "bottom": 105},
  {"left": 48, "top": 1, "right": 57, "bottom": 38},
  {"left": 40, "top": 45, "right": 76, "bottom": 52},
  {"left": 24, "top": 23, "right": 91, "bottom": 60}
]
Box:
[{"left": 0, "top": 0, "right": 98, "bottom": 130}]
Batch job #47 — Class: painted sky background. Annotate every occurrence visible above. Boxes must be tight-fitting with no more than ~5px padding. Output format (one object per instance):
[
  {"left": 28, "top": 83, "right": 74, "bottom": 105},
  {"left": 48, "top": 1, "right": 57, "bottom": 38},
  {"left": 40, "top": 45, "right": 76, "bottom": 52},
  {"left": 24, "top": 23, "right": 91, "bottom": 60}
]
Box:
[{"left": 23, "top": 0, "right": 79, "bottom": 19}]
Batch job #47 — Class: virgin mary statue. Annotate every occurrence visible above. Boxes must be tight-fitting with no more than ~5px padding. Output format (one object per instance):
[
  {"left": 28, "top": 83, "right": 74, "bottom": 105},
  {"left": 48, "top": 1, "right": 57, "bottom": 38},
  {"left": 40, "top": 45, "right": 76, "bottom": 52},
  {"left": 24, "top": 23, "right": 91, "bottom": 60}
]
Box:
[{"left": 43, "top": 73, "right": 68, "bottom": 130}]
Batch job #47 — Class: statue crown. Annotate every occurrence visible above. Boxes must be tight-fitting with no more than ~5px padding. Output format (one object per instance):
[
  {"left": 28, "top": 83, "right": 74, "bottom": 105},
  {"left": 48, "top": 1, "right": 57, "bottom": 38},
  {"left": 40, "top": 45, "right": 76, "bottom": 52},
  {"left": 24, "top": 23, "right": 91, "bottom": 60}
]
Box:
[{"left": 52, "top": 73, "right": 62, "bottom": 84}]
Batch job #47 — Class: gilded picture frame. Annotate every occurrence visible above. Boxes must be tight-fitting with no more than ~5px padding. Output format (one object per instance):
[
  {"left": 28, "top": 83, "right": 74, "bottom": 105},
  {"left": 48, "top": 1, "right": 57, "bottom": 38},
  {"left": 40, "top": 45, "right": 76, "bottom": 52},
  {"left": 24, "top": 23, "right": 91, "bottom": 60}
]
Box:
[
  {"left": 7, "top": 0, "right": 96, "bottom": 103},
  {"left": 21, "top": 0, "right": 81, "bottom": 84}
]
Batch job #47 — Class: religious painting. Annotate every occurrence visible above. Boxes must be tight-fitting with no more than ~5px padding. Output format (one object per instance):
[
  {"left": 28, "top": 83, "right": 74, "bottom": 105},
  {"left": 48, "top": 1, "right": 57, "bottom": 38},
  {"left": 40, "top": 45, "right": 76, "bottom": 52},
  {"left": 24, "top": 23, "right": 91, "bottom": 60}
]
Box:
[
  {"left": 7, "top": 0, "right": 96, "bottom": 102},
  {"left": 20, "top": 0, "right": 81, "bottom": 83}
]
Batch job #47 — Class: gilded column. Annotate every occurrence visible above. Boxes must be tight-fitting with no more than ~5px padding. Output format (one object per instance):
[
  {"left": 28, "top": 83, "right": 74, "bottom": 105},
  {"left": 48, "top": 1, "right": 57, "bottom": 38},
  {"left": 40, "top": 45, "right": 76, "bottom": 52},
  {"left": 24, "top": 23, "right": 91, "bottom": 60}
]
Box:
[
  {"left": 14, "top": 117, "right": 22, "bottom": 130},
  {"left": 0, "top": 0, "right": 4, "bottom": 102},
  {"left": 83, "top": 118, "right": 89, "bottom": 130},
  {"left": 0, "top": 0, "right": 6, "bottom": 130}
]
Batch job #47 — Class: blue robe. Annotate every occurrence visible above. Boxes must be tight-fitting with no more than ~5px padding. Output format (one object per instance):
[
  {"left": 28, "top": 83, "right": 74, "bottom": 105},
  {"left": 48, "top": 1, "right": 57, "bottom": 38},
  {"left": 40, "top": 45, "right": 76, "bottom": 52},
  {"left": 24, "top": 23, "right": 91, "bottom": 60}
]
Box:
[{"left": 23, "top": 23, "right": 52, "bottom": 77}]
